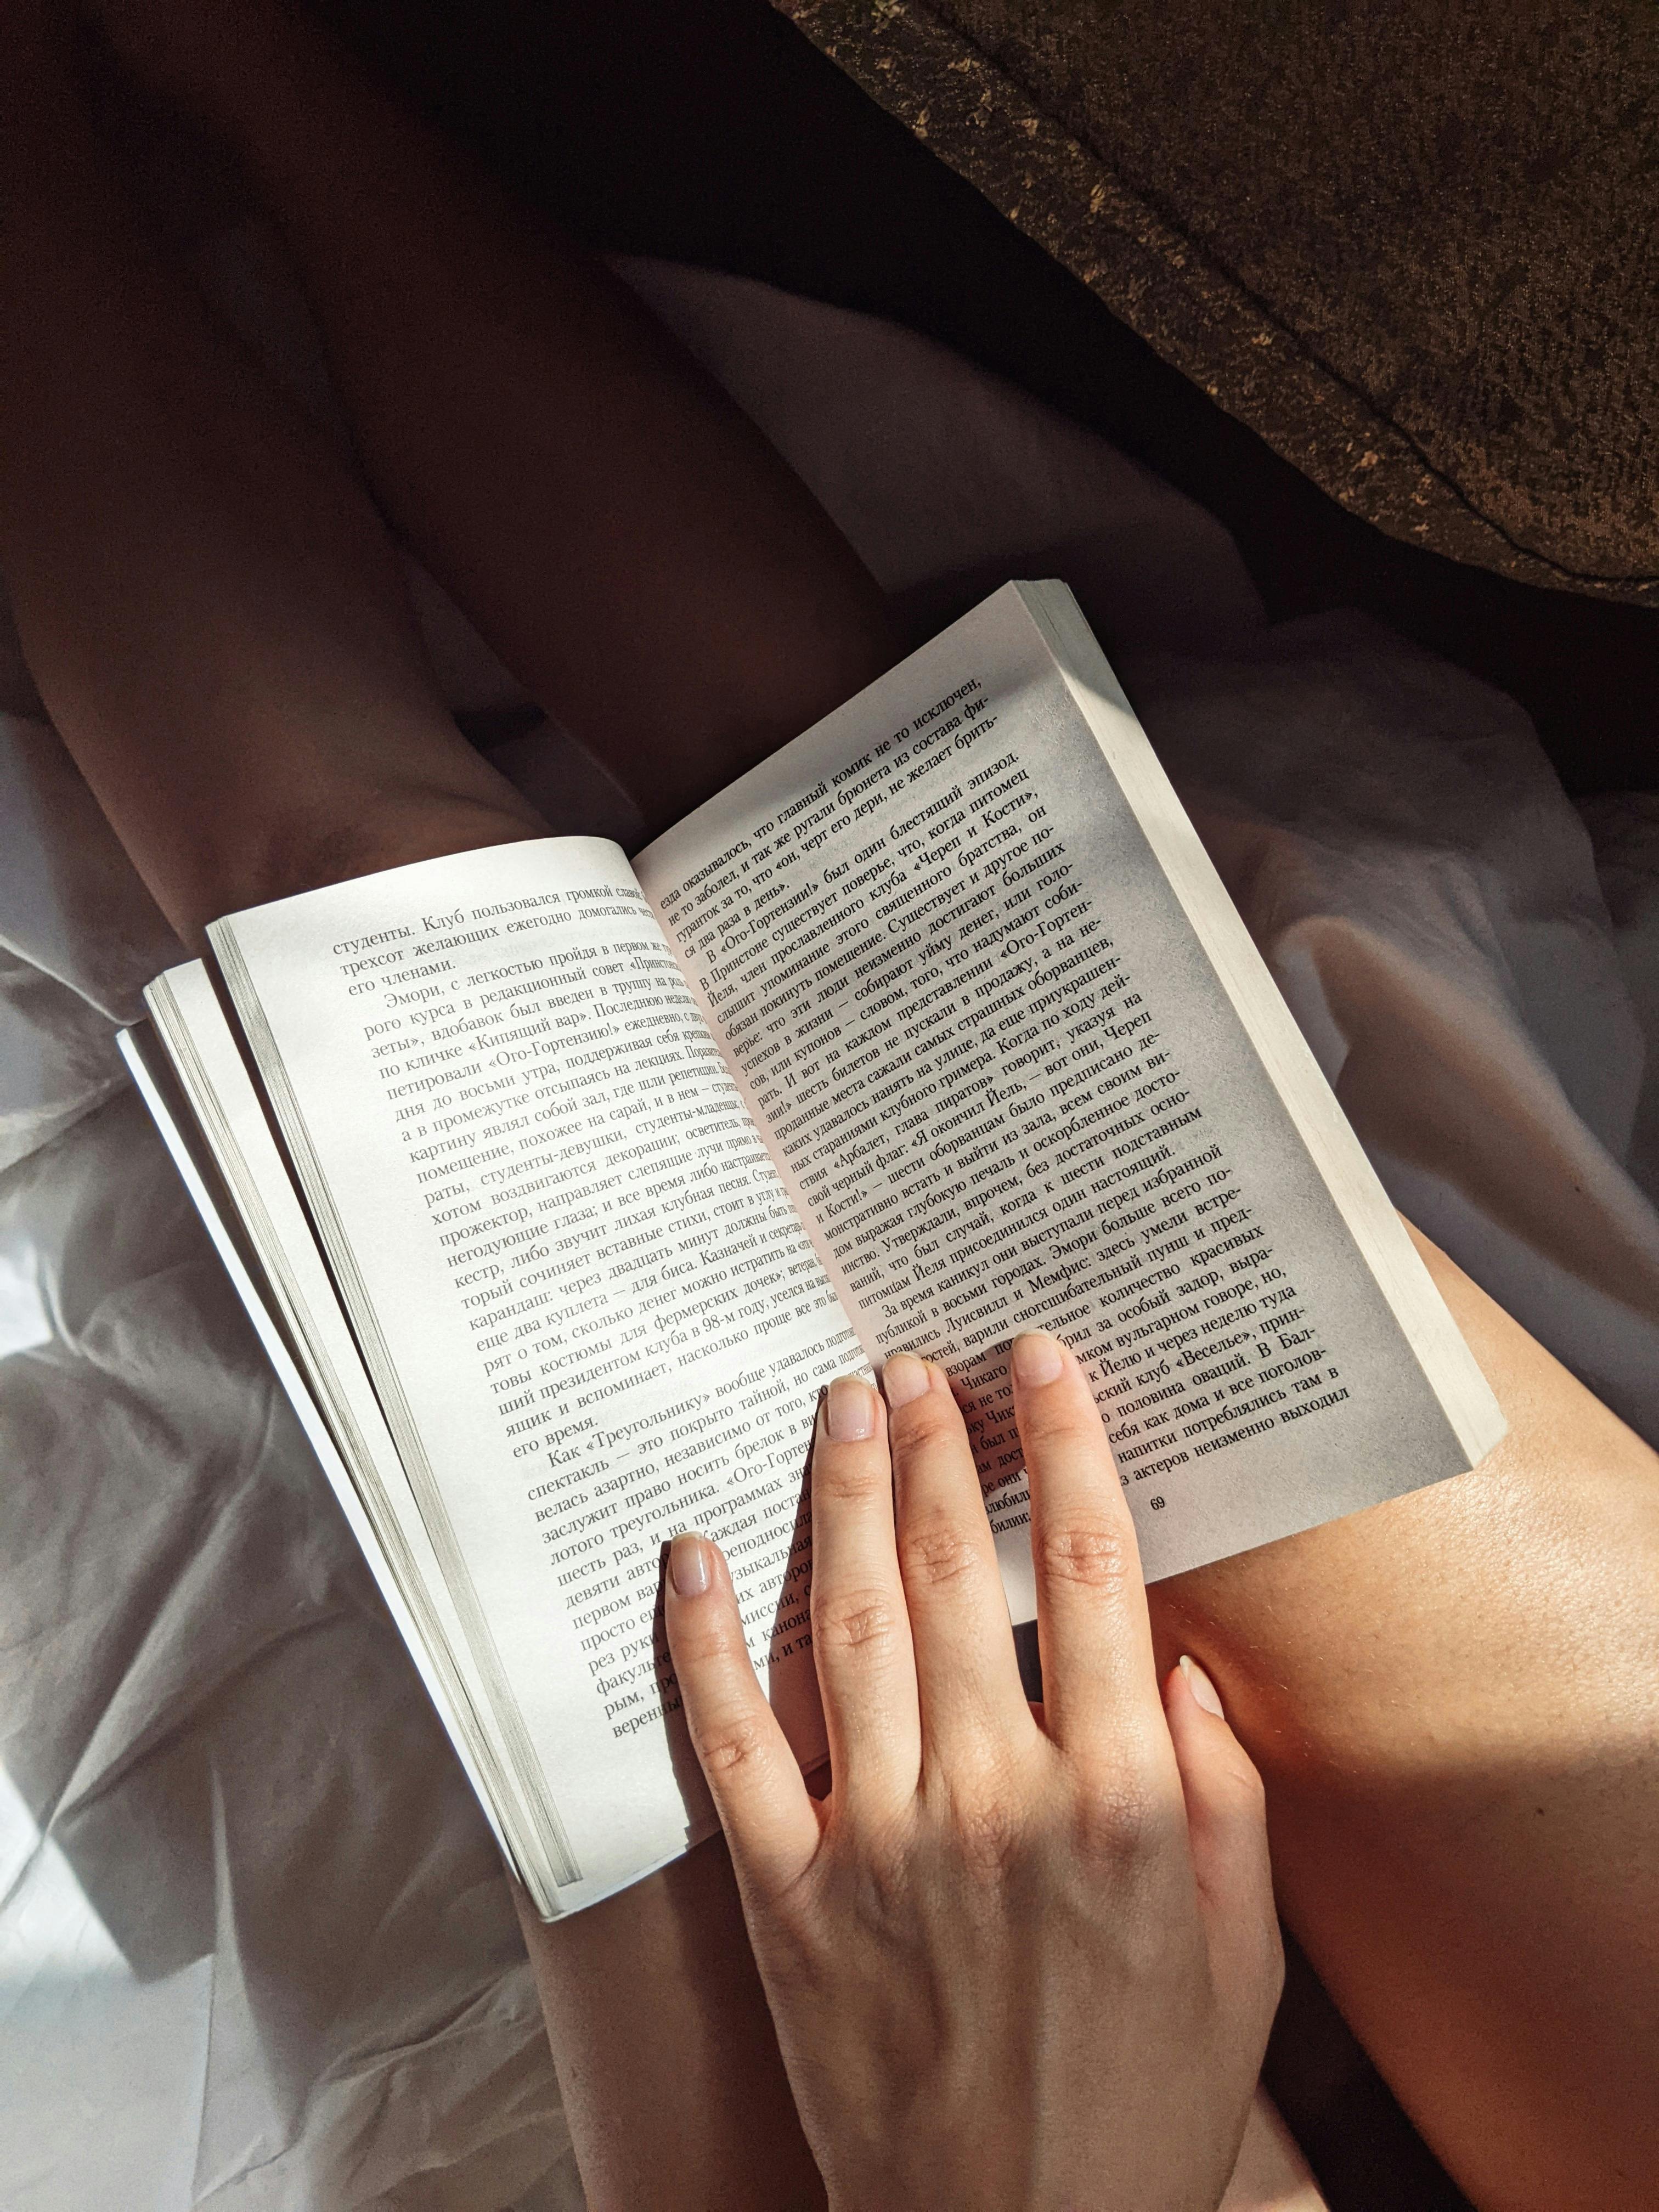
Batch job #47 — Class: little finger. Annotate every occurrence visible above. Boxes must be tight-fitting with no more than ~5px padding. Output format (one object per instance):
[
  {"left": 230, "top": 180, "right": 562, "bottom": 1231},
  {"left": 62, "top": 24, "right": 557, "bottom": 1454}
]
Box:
[{"left": 665, "top": 1533, "right": 821, "bottom": 1897}]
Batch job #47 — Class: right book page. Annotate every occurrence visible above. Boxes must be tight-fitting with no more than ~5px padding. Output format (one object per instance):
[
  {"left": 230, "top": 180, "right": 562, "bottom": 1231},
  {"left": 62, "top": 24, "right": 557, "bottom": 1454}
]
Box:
[{"left": 636, "top": 582, "right": 1504, "bottom": 1597}]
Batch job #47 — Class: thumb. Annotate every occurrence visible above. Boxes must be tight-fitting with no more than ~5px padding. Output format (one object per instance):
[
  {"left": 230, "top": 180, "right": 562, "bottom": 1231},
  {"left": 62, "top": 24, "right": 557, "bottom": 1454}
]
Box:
[{"left": 1163, "top": 1656, "right": 1283, "bottom": 2020}]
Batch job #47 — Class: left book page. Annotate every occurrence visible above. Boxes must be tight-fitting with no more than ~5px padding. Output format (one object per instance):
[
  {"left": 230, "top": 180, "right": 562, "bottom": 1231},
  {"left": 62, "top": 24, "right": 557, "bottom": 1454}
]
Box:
[{"left": 205, "top": 838, "right": 865, "bottom": 1914}]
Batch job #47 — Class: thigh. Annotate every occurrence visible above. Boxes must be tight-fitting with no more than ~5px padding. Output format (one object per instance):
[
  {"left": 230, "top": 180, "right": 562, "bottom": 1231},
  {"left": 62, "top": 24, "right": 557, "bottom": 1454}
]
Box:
[
  {"left": 1152, "top": 1226, "right": 1659, "bottom": 2211},
  {"left": 0, "top": 10, "right": 541, "bottom": 946},
  {"left": 93, "top": 0, "right": 899, "bottom": 834}
]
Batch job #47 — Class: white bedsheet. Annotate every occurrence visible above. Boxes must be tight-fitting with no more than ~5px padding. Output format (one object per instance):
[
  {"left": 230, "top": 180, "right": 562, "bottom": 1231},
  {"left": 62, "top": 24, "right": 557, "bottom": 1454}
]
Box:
[{"left": 3, "top": 255, "right": 1657, "bottom": 2211}]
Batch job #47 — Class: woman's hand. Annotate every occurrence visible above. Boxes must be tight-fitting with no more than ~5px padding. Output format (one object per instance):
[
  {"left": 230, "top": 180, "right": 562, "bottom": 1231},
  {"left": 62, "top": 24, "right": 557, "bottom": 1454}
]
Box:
[{"left": 664, "top": 1332, "right": 1282, "bottom": 2211}]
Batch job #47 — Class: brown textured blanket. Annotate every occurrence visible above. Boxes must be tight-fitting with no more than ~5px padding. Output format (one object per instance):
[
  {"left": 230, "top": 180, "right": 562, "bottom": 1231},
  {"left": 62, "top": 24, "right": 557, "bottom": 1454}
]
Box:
[{"left": 776, "top": 0, "right": 1659, "bottom": 605}]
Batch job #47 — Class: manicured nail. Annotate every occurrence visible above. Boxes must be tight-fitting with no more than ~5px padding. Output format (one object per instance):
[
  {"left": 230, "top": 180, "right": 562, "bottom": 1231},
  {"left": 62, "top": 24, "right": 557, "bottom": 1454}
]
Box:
[
  {"left": 826, "top": 1374, "right": 877, "bottom": 1441},
  {"left": 1180, "top": 1654, "right": 1226, "bottom": 1718},
  {"left": 669, "top": 1530, "right": 714, "bottom": 1597},
  {"left": 882, "top": 1352, "right": 931, "bottom": 1409},
  {"left": 1011, "top": 1331, "right": 1065, "bottom": 1387}
]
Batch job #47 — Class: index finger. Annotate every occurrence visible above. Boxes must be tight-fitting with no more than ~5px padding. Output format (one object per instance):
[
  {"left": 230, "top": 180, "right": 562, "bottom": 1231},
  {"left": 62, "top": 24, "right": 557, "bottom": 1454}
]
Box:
[{"left": 1011, "top": 1332, "right": 1166, "bottom": 1760}]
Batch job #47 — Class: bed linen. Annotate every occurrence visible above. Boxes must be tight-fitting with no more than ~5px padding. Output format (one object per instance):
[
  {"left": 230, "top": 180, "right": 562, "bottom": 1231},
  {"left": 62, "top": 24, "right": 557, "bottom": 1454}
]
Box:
[{"left": 3, "top": 253, "right": 1656, "bottom": 2210}]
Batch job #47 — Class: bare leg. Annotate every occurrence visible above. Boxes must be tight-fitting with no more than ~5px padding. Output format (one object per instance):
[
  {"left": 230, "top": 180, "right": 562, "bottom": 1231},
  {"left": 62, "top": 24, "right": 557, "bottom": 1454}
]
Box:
[
  {"left": 0, "top": 9, "right": 542, "bottom": 945},
  {"left": 514, "top": 1841, "right": 826, "bottom": 2212},
  {"left": 92, "top": 0, "right": 898, "bottom": 837},
  {"left": 1153, "top": 1229, "right": 1659, "bottom": 2210}
]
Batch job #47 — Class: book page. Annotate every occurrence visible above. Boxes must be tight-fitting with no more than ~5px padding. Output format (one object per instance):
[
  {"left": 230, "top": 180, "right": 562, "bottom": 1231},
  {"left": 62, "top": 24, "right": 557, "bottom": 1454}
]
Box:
[
  {"left": 210, "top": 839, "right": 862, "bottom": 1907},
  {"left": 637, "top": 585, "right": 1499, "bottom": 1597},
  {"left": 138, "top": 962, "right": 560, "bottom": 1876},
  {"left": 119, "top": 1016, "right": 517, "bottom": 1872}
]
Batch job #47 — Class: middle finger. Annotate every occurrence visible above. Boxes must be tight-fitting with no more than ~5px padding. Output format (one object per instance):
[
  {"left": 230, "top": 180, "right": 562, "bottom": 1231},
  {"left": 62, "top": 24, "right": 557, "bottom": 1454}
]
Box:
[
  {"left": 809, "top": 1373, "right": 922, "bottom": 1816},
  {"left": 883, "top": 1353, "right": 1035, "bottom": 1770}
]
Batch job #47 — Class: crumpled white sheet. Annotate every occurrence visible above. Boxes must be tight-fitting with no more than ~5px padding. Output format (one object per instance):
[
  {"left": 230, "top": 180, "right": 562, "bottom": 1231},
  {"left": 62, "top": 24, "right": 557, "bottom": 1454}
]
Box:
[{"left": 3, "top": 253, "right": 1658, "bottom": 2211}]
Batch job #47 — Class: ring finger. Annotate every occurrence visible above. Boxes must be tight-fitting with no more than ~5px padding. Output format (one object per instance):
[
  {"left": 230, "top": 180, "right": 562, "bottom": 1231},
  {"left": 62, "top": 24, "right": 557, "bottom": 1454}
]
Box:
[{"left": 809, "top": 1373, "right": 922, "bottom": 1814}]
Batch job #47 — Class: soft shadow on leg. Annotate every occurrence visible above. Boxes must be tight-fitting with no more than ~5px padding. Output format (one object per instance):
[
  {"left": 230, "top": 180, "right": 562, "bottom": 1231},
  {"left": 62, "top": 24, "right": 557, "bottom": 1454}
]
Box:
[
  {"left": 91, "top": 0, "right": 899, "bottom": 836},
  {"left": 0, "top": 4, "right": 541, "bottom": 946}
]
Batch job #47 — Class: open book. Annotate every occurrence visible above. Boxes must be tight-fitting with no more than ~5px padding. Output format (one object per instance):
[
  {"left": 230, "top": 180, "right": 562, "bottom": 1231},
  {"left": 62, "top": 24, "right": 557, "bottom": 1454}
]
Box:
[{"left": 122, "top": 582, "right": 1504, "bottom": 1916}]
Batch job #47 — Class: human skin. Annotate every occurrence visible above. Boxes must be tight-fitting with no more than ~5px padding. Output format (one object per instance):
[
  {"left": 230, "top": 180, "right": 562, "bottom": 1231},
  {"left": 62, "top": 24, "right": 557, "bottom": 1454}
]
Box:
[
  {"left": 1, "top": 4, "right": 1655, "bottom": 2202},
  {"left": 1152, "top": 1229, "right": 1659, "bottom": 2209}
]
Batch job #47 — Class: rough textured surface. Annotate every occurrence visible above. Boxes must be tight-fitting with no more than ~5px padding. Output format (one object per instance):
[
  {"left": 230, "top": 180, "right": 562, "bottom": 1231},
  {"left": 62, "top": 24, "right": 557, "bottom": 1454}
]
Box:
[{"left": 776, "top": 0, "right": 1659, "bottom": 602}]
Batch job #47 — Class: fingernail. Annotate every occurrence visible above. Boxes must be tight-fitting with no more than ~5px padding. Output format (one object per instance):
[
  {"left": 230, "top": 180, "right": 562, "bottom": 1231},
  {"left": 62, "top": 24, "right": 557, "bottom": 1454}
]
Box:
[
  {"left": 882, "top": 1352, "right": 931, "bottom": 1409},
  {"left": 1011, "top": 1331, "right": 1065, "bottom": 1387},
  {"left": 669, "top": 1530, "right": 714, "bottom": 1598},
  {"left": 826, "top": 1374, "right": 877, "bottom": 1441},
  {"left": 1180, "top": 1654, "right": 1226, "bottom": 1718}
]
